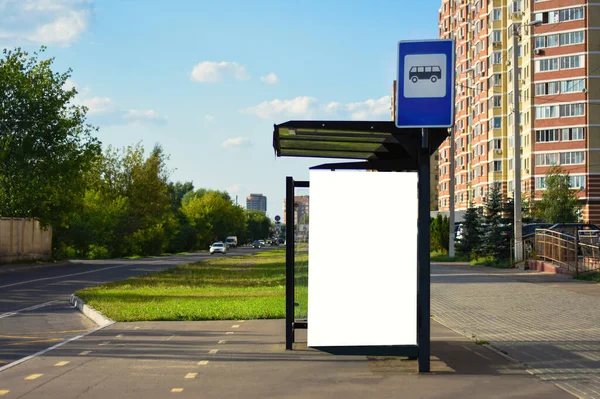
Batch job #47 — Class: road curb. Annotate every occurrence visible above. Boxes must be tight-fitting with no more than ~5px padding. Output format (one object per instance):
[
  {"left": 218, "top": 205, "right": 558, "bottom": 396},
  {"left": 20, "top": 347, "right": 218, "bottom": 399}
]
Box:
[{"left": 70, "top": 294, "right": 115, "bottom": 327}]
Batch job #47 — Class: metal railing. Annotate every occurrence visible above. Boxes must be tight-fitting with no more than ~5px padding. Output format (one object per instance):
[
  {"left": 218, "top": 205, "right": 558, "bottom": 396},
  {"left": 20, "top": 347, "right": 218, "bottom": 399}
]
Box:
[{"left": 533, "top": 229, "right": 579, "bottom": 274}]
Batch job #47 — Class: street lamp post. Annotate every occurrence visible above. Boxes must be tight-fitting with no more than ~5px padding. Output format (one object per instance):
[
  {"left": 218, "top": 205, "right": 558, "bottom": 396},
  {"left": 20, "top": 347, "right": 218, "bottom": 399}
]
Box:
[{"left": 512, "top": 19, "right": 542, "bottom": 264}]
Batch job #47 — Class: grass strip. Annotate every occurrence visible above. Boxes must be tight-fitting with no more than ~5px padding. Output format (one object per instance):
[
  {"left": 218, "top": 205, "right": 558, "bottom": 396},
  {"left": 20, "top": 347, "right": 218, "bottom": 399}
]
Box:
[{"left": 76, "top": 249, "right": 307, "bottom": 322}]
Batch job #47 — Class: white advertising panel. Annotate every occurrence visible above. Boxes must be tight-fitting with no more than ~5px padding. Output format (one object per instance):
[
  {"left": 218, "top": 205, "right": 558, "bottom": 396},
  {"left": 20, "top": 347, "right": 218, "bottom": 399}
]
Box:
[{"left": 308, "top": 170, "right": 418, "bottom": 347}]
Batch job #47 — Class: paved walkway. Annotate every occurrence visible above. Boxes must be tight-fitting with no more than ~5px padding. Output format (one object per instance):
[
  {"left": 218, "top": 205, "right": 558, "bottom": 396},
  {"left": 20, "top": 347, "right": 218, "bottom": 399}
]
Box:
[
  {"left": 0, "top": 319, "right": 569, "bottom": 398},
  {"left": 432, "top": 263, "right": 600, "bottom": 399}
]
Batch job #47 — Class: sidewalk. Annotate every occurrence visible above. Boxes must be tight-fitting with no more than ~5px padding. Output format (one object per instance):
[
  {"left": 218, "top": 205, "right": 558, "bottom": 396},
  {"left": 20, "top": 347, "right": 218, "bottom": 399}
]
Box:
[
  {"left": 431, "top": 262, "right": 600, "bottom": 398},
  {"left": 0, "top": 319, "right": 570, "bottom": 398}
]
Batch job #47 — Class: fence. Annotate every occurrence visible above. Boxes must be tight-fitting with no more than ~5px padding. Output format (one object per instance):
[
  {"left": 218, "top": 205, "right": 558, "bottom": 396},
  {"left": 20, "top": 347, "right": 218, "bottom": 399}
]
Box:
[
  {"left": 533, "top": 229, "right": 579, "bottom": 274},
  {"left": 0, "top": 218, "right": 52, "bottom": 264}
]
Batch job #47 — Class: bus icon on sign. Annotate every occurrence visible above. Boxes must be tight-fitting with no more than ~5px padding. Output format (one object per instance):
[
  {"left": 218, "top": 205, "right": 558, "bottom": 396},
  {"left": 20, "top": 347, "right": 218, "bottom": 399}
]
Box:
[{"left": 409, "top": 66, "right": 442, "bottom": 83}]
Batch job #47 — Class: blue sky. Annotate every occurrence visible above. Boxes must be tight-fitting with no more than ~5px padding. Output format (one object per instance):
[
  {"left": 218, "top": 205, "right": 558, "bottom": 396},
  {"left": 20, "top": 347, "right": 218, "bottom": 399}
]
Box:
[{"left": 1, "top": 0, "right": 440, "bottom": 217}]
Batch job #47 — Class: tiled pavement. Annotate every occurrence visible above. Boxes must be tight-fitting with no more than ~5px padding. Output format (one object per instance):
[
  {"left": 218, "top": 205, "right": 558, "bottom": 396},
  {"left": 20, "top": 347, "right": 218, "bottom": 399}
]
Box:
[{"left": 432, "top": 263, "right": 600, "bottom": 399}]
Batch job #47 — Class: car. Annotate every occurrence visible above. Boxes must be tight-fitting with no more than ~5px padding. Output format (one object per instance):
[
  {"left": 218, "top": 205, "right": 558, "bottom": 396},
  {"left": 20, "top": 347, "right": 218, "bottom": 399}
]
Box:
[
  {"left": 270, "top": 239, "right": 279, "bottom": 246},
  {"left": 548, "top": 223, "right": 600, "bottom": 240},
  {"left": 258, "top": 240, "right": 266, "bottom": 247},
  {"left": 409, "top": 65, "right": 442, "bottom": 83},
  {"left": 209, "top": 242, "right": 227, "bottom": 255},
  {"left": 252, "top": 240, "right": 262, "bottom": 248},
  {"left": 522, "top": 223, "right": 553, "bottom": 237},
  {"left": 277, "top": 238, "right": 285, "bottom": 245}
]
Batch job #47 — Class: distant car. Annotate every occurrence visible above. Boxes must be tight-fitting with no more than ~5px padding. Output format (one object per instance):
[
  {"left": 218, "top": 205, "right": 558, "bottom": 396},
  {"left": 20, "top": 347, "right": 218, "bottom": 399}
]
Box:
[
  {"left": 522, "top": 223, "right": 553, "bottom": 237},
  {"left": 252, "top": 240, "right": 262, "bottom": 248},
  {"left": 278, "top": 238, "right": 285, "bottom": 245},
  {"left": 271, "top": 239, "right": 279, "bottom": 246},
  {"left": 209, "top": 242, "right": 227, "bottom": 255},
  {"left": 549, "top": 223, "right": 600, "bottom": 240},
  {"left": 259, "top": 240, "right": 266, "bottom": 247}
]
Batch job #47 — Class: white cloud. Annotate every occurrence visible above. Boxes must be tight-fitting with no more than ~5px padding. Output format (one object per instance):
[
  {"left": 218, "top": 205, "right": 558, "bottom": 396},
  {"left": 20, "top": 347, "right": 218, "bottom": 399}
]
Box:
[
  {"left": 204, "top": 114, "right": 215, "bottom": 121},
  {"left": 81, "top": 96, "right": 113, "bottom": 115},
  {"left": 260, "top": 73, "right": 278, "bottom": 84},
  {"left": 227, "top": 184, "right": 244, "bottom": 194},
  {"left": 222, "top": 137, "right": 252, "bottom": 149},
  {"left": 0, "top": 0, "right": 92, "bottom": 47},
  {"left": 324, "top": 101, "right": 341, "bottom": 113},
  {"left": 345, "top": 96, "right": 391, "bottom": 120},
  {"left": 124, "top": 109, "right": 168, "bottom": 126},
  {"left": 190, "top": 61, "right": 250, "bottom": 83},
  {"left": 240, "top": 96, "right": 318, "bottom": 120}
]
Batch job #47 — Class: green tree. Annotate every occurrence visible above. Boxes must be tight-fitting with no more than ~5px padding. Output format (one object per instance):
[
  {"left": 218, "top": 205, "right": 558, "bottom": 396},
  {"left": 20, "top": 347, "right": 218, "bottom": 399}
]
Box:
[
  {"left": 183, "top": 190, "right": 245, "bottom": 248},
  {"left": 0, "top": 47, "right": 101, "bottom": 226},
  {"left": 246, "top": 211, "right": 272, "bottom": 243},
  {"left": 483, "top": 184, "right": 510, "bottom": 261},
  {"left": 455, "top": 202, "right": 483, "bottom": 259},
  {"left": 533, "top": 166, "right": 581, "bottom": 223}
]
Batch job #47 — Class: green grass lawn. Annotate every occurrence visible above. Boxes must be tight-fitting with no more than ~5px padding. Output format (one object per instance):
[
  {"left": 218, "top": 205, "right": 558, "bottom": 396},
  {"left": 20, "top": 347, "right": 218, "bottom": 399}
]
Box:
[{"left": 76, "top": 249, "right": 308, "bottom": 322}]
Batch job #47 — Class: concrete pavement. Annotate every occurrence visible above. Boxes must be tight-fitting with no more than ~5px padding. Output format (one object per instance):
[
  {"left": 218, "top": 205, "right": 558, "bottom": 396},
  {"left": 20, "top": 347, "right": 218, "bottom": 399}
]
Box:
[
  {"left": 0, "top": 248, "right": 260, "bottom": 367},
  {"left": 432, "top": 262, "right": 600, "bottom": 399},
  {"left": 0, "top": 319, "right": 571, "bottom": 398}
]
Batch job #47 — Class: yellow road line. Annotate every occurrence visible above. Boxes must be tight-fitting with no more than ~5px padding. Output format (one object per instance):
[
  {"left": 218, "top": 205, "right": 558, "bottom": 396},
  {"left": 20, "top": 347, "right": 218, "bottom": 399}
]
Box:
[
  {"left": 25, "top": 374, "right": 43, "bottom": 380},
  {"left": 208, "top": 349, "right": 218, "bottom": 354},
  {"left": 0, "top": 390, "right": 9, "bottom": 396},
  {"left": 55, "top": 361, "right": 70, "bottom": 367},
  {"left": 231, "top": 325, "right": 240, "bottom": 329},
  {"left": 197, "top": 360, "right": 209, "bottom": 365},
  {"left": 184, "top": 373, "right": 197, "bottom": 379},
  {"left": 171, "top": 388, "right": 183, "bottom": 393}
]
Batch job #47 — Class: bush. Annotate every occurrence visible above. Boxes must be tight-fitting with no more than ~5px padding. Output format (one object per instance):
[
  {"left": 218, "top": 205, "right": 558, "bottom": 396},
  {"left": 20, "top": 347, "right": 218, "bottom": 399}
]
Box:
[
  {"left": 430, "top": 214, "right": 450, "bottom": 253},
  {"left": 87, "top": 245, "right": 110, "bottom": 259}
]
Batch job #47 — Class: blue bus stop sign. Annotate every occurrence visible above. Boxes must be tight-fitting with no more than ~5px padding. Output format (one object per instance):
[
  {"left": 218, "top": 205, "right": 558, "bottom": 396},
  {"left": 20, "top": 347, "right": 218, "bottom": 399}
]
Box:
[{"left": 396, "top": 39, "right": 455, "bottom": 128}]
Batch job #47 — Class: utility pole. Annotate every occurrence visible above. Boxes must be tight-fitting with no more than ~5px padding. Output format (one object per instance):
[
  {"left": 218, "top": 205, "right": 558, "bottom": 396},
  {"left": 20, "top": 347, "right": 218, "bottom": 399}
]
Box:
[{"left": 512, "top": 25, "right": 523, "bottom": 264}]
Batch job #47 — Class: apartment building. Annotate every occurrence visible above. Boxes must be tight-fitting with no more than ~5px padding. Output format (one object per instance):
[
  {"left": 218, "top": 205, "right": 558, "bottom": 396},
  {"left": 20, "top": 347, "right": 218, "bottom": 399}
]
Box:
[
  {"left": 438, "top": 0, "right": 599, "bottom": 223},
  {"left": 246, "top": 193, "right": 267, "bottom": 213}
]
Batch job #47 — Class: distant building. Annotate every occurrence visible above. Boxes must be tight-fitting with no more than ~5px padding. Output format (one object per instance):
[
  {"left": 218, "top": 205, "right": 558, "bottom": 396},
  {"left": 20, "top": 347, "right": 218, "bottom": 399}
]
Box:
[
  {"left": 246, "top": 193, "right": 267, "bottom": 212},
  {"left": 282, "top": 195, "right": 309, "bottom": 225}
]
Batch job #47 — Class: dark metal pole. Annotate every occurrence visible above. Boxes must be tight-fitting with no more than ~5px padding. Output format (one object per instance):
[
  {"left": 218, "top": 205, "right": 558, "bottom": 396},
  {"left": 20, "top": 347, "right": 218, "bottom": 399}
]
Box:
[
  {"left": 417, "top": 128, "right": 431, "bottom": 372},
  {"left": 285, "top": 177, "right": 295, "bottom": 350}
]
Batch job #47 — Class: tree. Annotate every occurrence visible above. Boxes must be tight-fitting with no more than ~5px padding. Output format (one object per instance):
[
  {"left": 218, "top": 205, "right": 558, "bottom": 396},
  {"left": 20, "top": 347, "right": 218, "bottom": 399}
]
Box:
[
  {"left": 0, "top": 47, "right": 101, "bottom": 226},
  {"left": 533, "top": 166, "right": 581, "bottom": 223},
  {"left": 455, "top": 202, "right": 482, "bottom": 259},
  {"left": 182, "top": 190, "right": 245, "bottom": 248},
  {"left": 483, "top": 184, "right": 510, "bottom": 261},
  {"left": 246, "top": 211, "right": 272, "bottom": 243},
  {"left": 430, "top": 214, "right": 449, "bottom": 253}
]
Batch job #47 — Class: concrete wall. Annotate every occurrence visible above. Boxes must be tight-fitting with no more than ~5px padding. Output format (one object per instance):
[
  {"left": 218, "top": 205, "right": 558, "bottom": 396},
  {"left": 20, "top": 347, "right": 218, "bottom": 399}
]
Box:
[{"left": 0, "top": 218, "right": 52, "bottom": 264}]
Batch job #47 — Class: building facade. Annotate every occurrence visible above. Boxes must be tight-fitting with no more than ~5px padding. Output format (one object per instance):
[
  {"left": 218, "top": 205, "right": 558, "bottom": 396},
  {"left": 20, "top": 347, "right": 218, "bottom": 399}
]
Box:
[
  {"left": 438, "top": 0, "right": 598, "bottom": 223},
  {"left": 282, "top": 195, "right": 309, "bottom": 225},
  {"left": 246, "top": 193, "right": 267, "bottom": 212}
]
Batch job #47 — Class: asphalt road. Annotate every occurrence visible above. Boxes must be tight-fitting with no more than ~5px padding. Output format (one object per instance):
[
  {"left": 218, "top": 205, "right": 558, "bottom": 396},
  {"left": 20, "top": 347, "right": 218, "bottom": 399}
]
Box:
[{"left": 0, "top": 247, "right": 264, "bottom": 368}]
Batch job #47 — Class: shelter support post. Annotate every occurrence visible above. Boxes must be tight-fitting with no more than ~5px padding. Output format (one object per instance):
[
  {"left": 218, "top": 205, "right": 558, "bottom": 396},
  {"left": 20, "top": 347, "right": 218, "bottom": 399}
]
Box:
[
  {"left": 417, "top": 128, "right": 431, "bottom": 372},
  {"left": 285, "top": 176, "right": 295, "bottom": 350}
]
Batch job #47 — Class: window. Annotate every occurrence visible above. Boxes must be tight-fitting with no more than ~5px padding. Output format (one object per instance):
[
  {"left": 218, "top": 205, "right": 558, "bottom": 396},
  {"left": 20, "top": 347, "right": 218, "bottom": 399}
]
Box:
[
  {"left": 508, "top": 159, "right": 514, "bottom": 170},
  {"left": 492, "top": 52, "right": 502, "bottom": 64},
  {"left": 560, "top": 7, "right": 584, "bottom": 22},
  {"left": 535, "top": 177, "right": 546, "bottom": 189},
  {"left": 511, "top": 0, "right": 521, "bottom": 13},
  {"left": 535, "top": 34, "right": 559, "bottom": 49},
  {"left": 490, "top": 95, "right": 502, "bottom": 108},
  {"left": 492, "top": 30, "right": 501, "bottom": 43},
  {"left": 562, "top": 127, "right": 584, "bottom": 141},
  {"left": 535, "top": 81, "right": 559, "bottom": 96},
  {"left": 493, "top": 117, "right": 502, "bottom": 129},
  {"left": 560, "top": 151, "right": 585, "bottom": 164},
  {"left": 493, "top": 139, "right": 502, "bottom": 150},
  {"left": 536, "top": 129, "right": 559, "bottom": 143},
  {"left": 535, "top": 57, "right": 559, "bottom": 72},
  {"left": 560, "top": 31, "right": 584, "bottom": 46},
  {"left": 535, "top": 153, "right": 559, "bottom": 166},
  {"left": 560, "top": 103, "right": 585, "bottom": 117},
  {"left": 490, "top": 73, "right": 501, "bottom": 87},
  {"left": 492, "top": 161, "right": 502, "bottom": 172},
  {"left": 570, "top": 175, "right": 585, "bottom": 189},
  {"left": 561, "top": 79, "right": 585, "bottom": 93},
  {"left": 560, "top": 55, "right": 583, "bottom": 70},
  {"left": 535, "top": 105, "right": 559, "bottom": 119},
  {"left": 492, "top": 8, "right": 502, "bottom": 21}
]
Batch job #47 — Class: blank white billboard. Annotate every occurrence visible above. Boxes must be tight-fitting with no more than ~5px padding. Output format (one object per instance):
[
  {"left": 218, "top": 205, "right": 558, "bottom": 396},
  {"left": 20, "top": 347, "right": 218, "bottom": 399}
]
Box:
[{"left": 307, "top": 170, "right": 417, "bottom": 347}]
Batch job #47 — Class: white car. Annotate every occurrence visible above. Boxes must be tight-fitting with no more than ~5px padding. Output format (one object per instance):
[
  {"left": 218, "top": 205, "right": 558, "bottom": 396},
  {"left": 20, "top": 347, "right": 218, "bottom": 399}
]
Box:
[{"left": 209, "top": 242, "right": 227, "bottom": 255}]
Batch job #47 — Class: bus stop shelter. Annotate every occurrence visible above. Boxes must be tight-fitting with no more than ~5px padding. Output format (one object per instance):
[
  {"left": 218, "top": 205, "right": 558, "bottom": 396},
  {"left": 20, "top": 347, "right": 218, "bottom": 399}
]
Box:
[{"left": 273, "top": 120, "right": 448, "bottom": 372}]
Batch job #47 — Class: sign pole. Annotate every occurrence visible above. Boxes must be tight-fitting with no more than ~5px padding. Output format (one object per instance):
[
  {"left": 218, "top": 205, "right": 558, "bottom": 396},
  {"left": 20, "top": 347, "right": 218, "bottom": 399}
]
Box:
[{"left": 417, "top": 128, "right": 431, "bottom": 372}]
